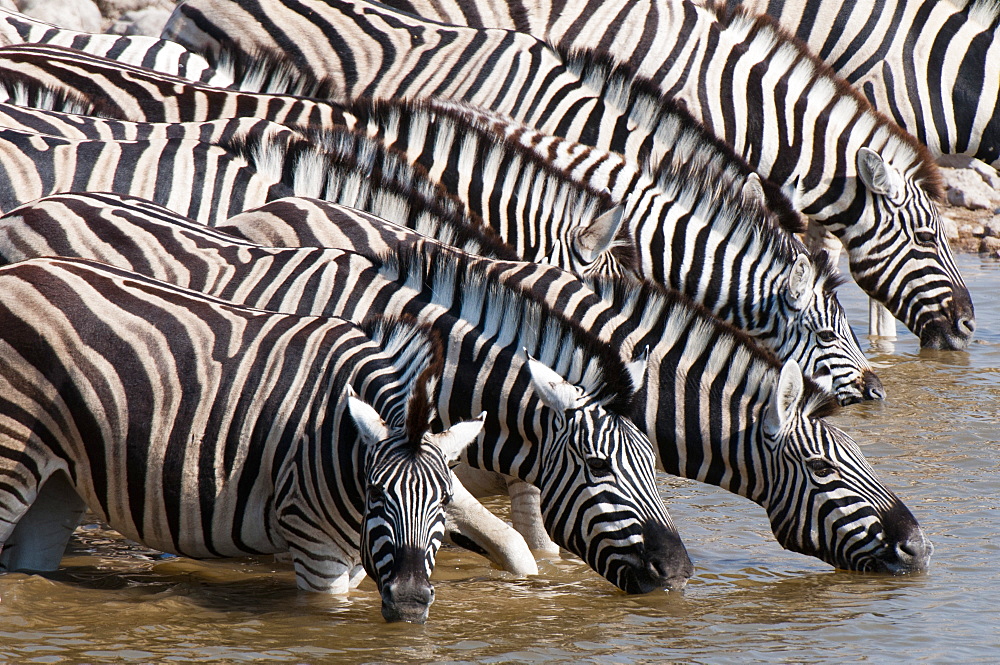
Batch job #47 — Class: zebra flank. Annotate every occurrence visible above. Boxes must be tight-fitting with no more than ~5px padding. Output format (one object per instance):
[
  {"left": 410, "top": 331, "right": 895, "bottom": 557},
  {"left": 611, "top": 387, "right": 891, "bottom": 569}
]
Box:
[
  {"left": 0, "top": 255, "right": 484, "bottom": 623},
  {"left": 161, "top": 0, "right": 973, "bottom": 348},
  {"left": 0, "top": 193, "right": 691, "bottom": 594}
]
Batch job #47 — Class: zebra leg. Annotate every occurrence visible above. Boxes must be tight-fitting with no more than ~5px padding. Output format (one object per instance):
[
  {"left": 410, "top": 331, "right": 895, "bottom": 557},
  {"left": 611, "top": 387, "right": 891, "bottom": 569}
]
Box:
[
  {"left": 443, "top": 472, "right": 538, "bottom": 576},
  {"left": 506, "top": 478, "right": 561, "bottom": 555},
  {"left": 0, "top": 471, "right": 86, "bottom": 573}
]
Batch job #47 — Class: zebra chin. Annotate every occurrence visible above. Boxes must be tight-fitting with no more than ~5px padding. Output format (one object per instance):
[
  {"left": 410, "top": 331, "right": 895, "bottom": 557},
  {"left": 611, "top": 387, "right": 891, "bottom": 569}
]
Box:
[{"left": 606, "top": 521, "right": 694, "bottom": 594}]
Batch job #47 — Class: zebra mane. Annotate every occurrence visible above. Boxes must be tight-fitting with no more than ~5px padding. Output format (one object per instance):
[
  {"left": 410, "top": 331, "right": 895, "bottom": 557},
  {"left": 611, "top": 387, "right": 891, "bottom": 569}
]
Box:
[
  {"left": 0, "top": 78, "right": 120, "bottom": 120},
  {"left": 223, "top": 126, "right": 520, "bottom": 261},
  {"left": 350, "top": 95, "right": 638, "bottom": 270},
  {"left": 212, "top": 42, "right": 343, "bottom": 97},
  {"left": 555, "top": 45, "right": 805, "bottom": 234},
  {"left": 701, "top": 1, "right": 944, "bottom": 199},
  {"left": 581, "top": 273, "right": 840, "bottom": 421},
  {"left": 965, "top": 0, "right": 1000, "bottom": 28},
  {"left": 359, "top": 314, "right": 444, "bottom": 453},
  {"left": 382, "top": 242, "right": 639, "bottom": 414}
]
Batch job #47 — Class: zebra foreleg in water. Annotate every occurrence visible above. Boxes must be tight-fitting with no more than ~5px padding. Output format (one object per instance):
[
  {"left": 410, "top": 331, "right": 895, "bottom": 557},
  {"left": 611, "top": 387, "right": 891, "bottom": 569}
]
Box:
[{"left": 0, "top": 258, "right": 491, "bottom": 622}]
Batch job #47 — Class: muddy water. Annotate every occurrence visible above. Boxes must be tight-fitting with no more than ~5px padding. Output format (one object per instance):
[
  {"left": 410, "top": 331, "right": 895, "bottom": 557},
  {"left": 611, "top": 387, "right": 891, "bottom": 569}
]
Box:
[{"left": 0, "top": 254, "right": 997, "bottom": 664}]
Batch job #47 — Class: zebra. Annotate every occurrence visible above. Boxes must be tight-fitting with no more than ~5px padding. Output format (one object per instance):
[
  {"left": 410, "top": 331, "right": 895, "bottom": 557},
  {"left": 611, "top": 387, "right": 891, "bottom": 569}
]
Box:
[
  {"left": 0, "top": 76, "right": 881, "bottom": 404},
  {"left": 699, "top": 0, "right": 1000, "bottom": 169},
  {"left": 0, "top": 195, "right": 692, "bottom": 592},
  {"left": 0, "top": 191, "right": 930, "bottom": 574},
  {"left": 0, "top": 257, "right": 490, "bottom": 622},
  {"left": 159, "top": 0, "right": 974, "bottom": 350},
  {"left": 0, "top": 7, "right": 231, "bottom": 86}
]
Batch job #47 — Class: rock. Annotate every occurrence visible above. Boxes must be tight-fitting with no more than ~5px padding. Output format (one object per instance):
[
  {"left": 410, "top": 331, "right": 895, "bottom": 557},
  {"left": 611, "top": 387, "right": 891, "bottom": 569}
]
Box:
[
  {"left": 979, "top": 236, "right": 1000, "bottom": 254},
  {"left": 14, "top": 0, "right": 102, "bottom": 32},
  {"left": 939, "top": 214, "right": 960, "bottom": 240},
  {"left": 940, "top": 166, "right": 1000, "bottom": 211},
  {"left": 107, "top": 7, "right": 172, "bottom": 36},
  {"left": 984, "top": 215, "right": 1000, "bottom": 238}
]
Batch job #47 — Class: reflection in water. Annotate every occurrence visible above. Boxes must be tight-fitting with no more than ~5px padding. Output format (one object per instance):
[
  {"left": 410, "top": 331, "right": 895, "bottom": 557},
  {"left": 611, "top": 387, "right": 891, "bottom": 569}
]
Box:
[{"left": 0, "top": 255, "right": 998, "bottom": 663}]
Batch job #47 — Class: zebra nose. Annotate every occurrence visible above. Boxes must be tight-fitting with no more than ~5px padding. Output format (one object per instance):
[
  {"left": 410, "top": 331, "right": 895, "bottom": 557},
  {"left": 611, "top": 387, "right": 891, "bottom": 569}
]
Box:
[
  {"left": 895, "top": 535, "right": 933, "bottom": 572},
  {"left": 862, "top": 370, "right": 886, "bottom": 401},
  {"left": 955, "top": 314, "right": 976, "bottom": 338},
  {"left": 381, "top": 581, "right": 435, "bottom": 623},
  {"left": 641, "top": 520, "right": 693, "bottom": 591}
]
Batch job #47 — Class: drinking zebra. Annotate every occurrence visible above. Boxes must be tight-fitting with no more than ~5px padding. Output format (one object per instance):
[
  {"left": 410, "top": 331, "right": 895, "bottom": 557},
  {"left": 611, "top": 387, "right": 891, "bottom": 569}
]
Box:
[
  {"left": 0, "top": 192, "right": 930, "bottom": 574},
  {"left": 0, "top": 258, "right": 487, "bottom": 622}
]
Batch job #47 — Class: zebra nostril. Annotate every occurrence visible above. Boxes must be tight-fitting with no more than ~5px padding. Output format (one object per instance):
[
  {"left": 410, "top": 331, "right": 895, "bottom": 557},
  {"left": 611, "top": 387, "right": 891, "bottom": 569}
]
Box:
[
  {"left": 955, "top": 316, "right": 976, "bottom": 338},
  {"left": 861, "top": 371, "right": 886, "bottom": 401}
]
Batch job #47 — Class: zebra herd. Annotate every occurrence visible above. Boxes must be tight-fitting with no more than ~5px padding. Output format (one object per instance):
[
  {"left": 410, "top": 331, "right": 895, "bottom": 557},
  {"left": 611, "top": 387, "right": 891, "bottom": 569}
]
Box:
[{"left": 0, "top": 0, "right": 983, "bottom": 623}]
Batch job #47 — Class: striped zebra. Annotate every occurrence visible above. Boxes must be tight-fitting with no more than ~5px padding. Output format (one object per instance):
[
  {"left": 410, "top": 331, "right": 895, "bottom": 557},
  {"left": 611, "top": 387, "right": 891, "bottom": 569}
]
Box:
[
  {"left": 160, "top": 0, "right": 974, "bottom": 350},
  {"left": 0, "top": 7, "right": 230, "bottom": 85},
  {"left": 0, "top": 192, "right": 930, "bottom": 574},
  {"left": 0, "top": 194, "right": 691, "bottom": 592},
  {"left": 0, "top": 257, "right": 489, "bottom": 622},
  {"left": 0, "top": 72, "right": 880, "bottom": 404},
  {"left": 702, "top": 0, "right": 1000, "bottom": 168}
]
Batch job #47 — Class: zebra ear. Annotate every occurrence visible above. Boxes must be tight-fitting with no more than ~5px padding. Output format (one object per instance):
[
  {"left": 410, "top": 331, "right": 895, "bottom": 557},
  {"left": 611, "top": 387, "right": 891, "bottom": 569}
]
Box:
[
  {"left": 786, "top": 253, "right": 815, "bottom": 310},
  {"left": 573, "top": 205, "right": 625, "bottom": 263},
  {"left": 741, "top": 173, "right": 766, "bottom": 205},
  {"left": 346, "top": 386, "right": 390, "bottom": 445},
  {"left": 764, "top": 360, "right": 804, "bottom": 437},
  {"left": 527, "top": 357, "right": 586, "bottom": 412},
  {"left": 427, "top": 412, "right": 486, "bottom": 463},
  {"left": 857, "top": 147, "right": 904, "bottom": 198}
]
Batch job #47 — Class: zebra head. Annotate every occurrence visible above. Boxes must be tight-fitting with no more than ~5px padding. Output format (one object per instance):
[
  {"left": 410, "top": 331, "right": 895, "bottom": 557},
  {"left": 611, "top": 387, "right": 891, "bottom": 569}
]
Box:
[
  {"left": 527, "top": 356, "right": 693, "bottom": 594},
  {"left": 774, "top": 253, "right": 884, "bottom": 405},
  {"left": 758, "top": 360, "right": 932, "bottom": 573},
  {"left": 349, "top": 387, "right": 485, "bottom": 624},
  {"left": 843, "top": 147, "right": 974, "bottom": 350}
]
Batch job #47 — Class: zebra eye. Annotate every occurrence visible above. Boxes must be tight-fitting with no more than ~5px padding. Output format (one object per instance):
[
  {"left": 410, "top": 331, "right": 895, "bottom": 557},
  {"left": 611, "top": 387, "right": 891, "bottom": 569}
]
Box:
[
  {"left": 441, "top": 493, "right": 453, "bottom": 507},
  {"left": 586, "top": 457, "right": 613, "bottom": 477},
  {"left": 368, "top": 485, "right": 385, "bottom": 502},
  {"left": 817, "top": 330, "right": 837, "bottom": 343},
  {"left": 914, "top": 230, "right": 937, "bottom": 246},
  {"left": 806, "top": 458, "right": 837, "bottom": 478}
]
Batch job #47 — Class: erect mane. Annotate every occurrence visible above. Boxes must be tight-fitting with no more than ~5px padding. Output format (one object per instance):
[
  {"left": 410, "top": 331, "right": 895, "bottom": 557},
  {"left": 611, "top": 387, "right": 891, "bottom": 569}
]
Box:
[
  {"left": 702, "top": 1, "right": 943, "bottom": 199},
  {"left": 0, "top": 76, "right": 123, "bottom": 120},
  {"left": 323, "top": 96, "right": 639, "bottom": 272},
  {"left": 581, "top": 273, "right": 839, "bottom": 420},
  {"left": 381, "top": 242, "right": 639, "bottom": 414},
  {"left": 212, "top": 42, "right": 344, "bottom": 98},
  {"left": 222, "top": 127, "right": 520, "bottom": 261},
  {"left": 555, "top": 45, "right": 806, "bottom": 234},
  {"left": 358, "top": 314, "right": 444, "bottom": 452},
  {"left": 956, "top": 0, "right": 1000, "bottom": 28}
]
